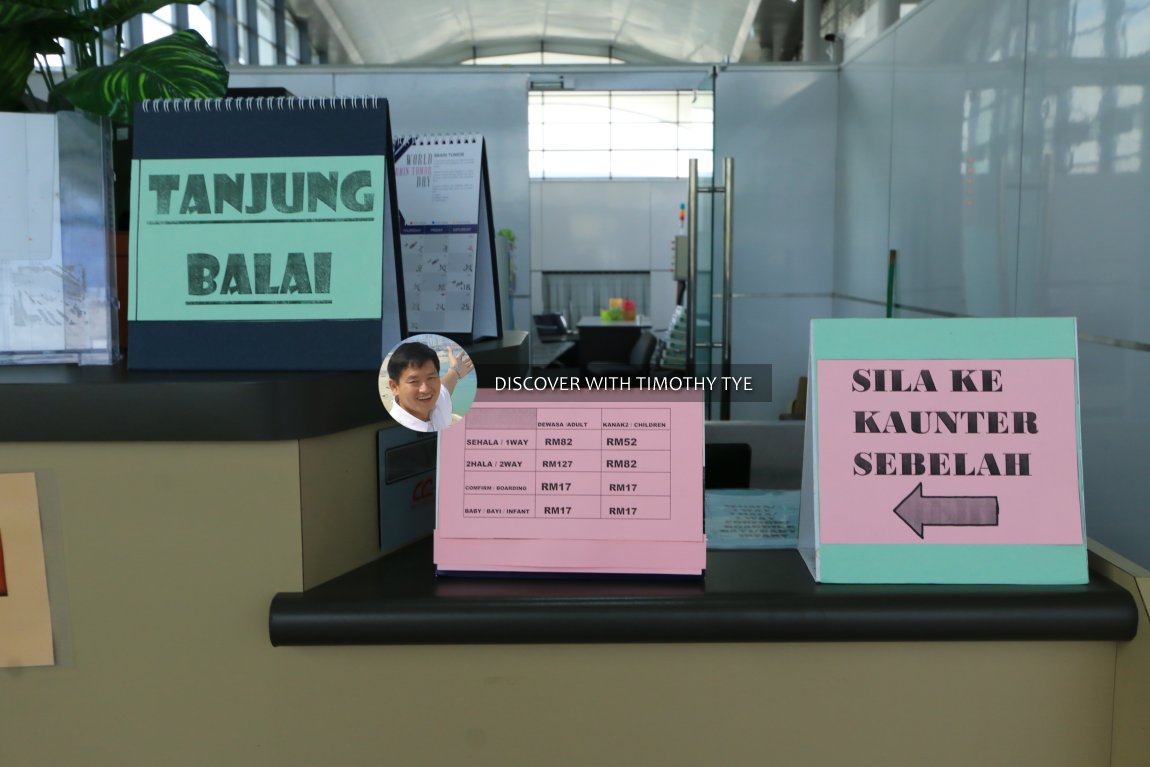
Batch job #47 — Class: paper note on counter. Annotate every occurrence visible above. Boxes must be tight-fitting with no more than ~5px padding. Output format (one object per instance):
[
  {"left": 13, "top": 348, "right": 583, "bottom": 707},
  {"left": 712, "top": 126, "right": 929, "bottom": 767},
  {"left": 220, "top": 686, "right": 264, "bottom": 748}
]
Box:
[{"left": 705, "top": 489, "right": 800, "bottom": 549}]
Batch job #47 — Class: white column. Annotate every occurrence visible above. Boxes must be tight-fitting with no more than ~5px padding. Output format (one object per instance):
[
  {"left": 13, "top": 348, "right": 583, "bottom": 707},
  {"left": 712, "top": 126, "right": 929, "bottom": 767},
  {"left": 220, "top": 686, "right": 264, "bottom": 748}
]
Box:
[
  {"left": 877, "top": 0, "right": 901, "bottom": 31},
  {"left": 803, "top": 0, "right": 827, "bottom": 62}
]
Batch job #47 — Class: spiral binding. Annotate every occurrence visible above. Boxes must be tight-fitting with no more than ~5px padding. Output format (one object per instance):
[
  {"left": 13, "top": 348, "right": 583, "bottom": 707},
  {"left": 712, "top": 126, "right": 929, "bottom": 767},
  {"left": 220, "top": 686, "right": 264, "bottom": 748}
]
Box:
[
  {"left": 394, "top": 132, "right": 480, "bottom": 146},
  {"left": 140, "top": 96, "right": 384, "bottom": 112}
]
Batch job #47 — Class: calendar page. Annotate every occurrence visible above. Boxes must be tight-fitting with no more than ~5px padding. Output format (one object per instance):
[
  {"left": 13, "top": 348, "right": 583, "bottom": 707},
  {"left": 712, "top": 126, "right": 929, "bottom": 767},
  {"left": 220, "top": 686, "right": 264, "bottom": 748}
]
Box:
[{"left": 393, "top": 134, "right": 498, "bottom": 337}]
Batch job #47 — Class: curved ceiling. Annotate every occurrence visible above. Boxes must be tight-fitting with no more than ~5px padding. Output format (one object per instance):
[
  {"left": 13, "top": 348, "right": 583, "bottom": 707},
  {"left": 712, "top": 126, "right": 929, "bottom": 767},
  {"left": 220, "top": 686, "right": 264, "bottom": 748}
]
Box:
[{"left": 288, "top": 0, "right": 804, "bottom": 65}]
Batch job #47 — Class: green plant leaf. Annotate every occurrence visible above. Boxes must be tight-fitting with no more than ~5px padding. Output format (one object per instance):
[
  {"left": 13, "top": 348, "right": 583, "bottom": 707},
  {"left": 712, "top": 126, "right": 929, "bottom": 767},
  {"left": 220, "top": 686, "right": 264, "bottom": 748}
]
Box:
[
  {"left": 0, "top": 28, "right": 34, "bottom": 109},
  {"left": 7, "top": 0, "right": 73, "bottom": 7},
  {"left": 23, "top": 16, "right": 99, "bottom": 46},
  {"left": 0, "top": 3, "right": 68, "bottom": 31},
  {"left": 53, "top": 29, "right": 228, "bottom": 123},
  {"left": 27, "top": 31, "right": 65, "bottom": 56},
  {"left": 80, "top": 0, "right": 206, "bottom": 32}
]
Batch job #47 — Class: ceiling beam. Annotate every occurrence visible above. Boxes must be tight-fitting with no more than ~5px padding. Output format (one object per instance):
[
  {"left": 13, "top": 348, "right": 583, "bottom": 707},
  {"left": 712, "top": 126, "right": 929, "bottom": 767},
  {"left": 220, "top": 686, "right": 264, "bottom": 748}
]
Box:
[{"left": 311, "top": 0, "right": 366, "bottom": 63}]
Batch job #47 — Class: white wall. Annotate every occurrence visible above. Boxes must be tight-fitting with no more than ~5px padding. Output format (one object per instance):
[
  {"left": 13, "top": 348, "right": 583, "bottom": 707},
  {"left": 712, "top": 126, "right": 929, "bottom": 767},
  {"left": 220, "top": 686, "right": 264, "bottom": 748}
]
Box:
[
  {"left": 529, "top": 179, "right": 683, "bottom": 331},
  {"left": 836, "top": 0, "right": 1150, "bottom": 567},
  {"left": 1018, "top": 0, "right": 1150, "bottom": 568}
]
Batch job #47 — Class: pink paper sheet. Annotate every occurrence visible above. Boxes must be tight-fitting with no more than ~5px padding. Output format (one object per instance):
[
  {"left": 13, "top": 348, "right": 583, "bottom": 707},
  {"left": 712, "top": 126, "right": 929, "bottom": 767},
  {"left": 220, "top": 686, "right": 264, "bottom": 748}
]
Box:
[
  {"left": 433, "top": 531, "right": 706, "bottom": 573},
  {"left": 435, "top": 389, "right": 706, "bottom": 573},
  {"left": 816, "top": 358, "right": 1084, "bottom": 544}
]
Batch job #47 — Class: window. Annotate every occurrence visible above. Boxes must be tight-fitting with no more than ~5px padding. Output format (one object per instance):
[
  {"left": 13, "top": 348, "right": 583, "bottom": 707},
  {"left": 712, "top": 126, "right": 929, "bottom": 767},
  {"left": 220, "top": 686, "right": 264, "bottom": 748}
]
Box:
[
  {"left": 187, "top": 2, "right": 215, "bottom": 45},
  {"left": 256, "top": 0, "right": 277, "bottom": 64},
  {"left": 463, "top": 51, "right": 624, "bottom": 66},
  {"left": 40, "top": 13, "right": 130, "bottom": 70},
  {"left": 1113, "top": 85, "right": 1144, "bottom": 173},
  {"left": 285, "top": 14, "right": 301, "bottom": 64},
  {"left": 35, "top": 0, "right": 318, "bottom": 73},
  {"left": 142, "top": 5, "right": 176, "bottom": 44},
  {"left": 236, "top": 0, "right": 250, "bottom": 65},
  {"left": 100, "top": 28, "right": 124, "bottom": 66},
  {"left": 529, "top": 90, "right": 713, "bottom": 179},
  {"left": 1122, "top": 1, "right": 1150, "bottom": 57},
  {"left": 1067, "top": 85, "right": 1104, "bottom": 174}
]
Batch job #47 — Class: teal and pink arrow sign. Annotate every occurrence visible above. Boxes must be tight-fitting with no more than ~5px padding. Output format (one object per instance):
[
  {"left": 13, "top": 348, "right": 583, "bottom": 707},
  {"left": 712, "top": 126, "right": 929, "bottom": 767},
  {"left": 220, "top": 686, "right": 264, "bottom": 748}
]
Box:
[{"left": 802, "top": 318, "right": 1088, "bottom": 584}]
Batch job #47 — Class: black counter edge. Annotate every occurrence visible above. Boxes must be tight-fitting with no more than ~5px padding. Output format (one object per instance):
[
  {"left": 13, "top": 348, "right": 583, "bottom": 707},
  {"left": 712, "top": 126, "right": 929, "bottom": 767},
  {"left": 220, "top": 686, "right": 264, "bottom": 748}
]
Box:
[
  {"left": 267, "top": 590, "right": 1139, "bottom": 646},
  {"left": 1, "top": 374, "right": 388, "bottom": 441},
  {"left": 0, "top": 332, "right": 527, "bottom": 441}
]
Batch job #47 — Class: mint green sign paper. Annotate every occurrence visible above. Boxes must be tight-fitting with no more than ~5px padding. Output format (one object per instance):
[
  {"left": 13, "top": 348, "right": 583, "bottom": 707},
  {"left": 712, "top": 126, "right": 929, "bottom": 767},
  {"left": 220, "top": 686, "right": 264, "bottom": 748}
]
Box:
[
  {"left": 129, "top": 156, "right": 386, "bottom": 321},
  {"left": 798, "top": 318, "right": 1087, "bottom": 585}
]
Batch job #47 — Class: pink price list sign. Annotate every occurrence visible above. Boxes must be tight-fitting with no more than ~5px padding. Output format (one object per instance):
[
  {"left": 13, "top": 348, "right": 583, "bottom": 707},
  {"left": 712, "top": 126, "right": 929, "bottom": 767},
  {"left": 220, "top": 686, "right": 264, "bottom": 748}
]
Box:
[
  {"left": 436, "top": 389, "right": 704, "bottom": 545},
  {"left": 816, "top": 358, "right": 1084, "bottom": 545}
]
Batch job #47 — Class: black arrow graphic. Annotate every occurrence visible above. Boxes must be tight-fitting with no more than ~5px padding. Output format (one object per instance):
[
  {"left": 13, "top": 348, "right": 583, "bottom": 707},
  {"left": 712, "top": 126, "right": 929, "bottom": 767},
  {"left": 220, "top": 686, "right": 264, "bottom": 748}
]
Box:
[{"left": 893, "top": 482, "right": 1000, "bottom": 539}]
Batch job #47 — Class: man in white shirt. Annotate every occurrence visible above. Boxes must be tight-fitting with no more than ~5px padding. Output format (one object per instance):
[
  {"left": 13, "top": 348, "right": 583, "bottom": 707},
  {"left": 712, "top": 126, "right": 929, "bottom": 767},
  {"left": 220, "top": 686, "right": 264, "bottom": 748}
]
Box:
[{"left": 385, "top": 341, "right": 473, "bottom": 432}]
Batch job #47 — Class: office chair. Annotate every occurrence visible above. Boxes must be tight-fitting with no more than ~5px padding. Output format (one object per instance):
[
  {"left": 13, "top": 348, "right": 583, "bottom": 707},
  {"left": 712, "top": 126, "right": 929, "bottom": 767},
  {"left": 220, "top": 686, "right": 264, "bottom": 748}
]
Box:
[
  {"left": 583, "top": 330, "right": 657, "bottom": 381},
  {"left": 533, "top": 313, "right": 571, "bottom": 340}
]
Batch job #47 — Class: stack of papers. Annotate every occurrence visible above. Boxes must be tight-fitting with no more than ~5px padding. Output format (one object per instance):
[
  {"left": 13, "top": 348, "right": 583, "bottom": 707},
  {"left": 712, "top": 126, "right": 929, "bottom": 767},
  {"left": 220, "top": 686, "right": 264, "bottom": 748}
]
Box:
[{"left": 434, "top": 389, "right": 706, "bottom": 576}]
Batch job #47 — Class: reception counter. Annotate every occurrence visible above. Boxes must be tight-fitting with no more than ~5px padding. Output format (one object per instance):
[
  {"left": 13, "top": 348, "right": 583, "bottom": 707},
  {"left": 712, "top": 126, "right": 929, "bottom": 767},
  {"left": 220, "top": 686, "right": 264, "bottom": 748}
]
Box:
[
  {"left": 1, "top": 335, "right": 1147, "bottom": 767},
  {"left": 270, "top": 540, "right": 1136, "bottom": 646}
]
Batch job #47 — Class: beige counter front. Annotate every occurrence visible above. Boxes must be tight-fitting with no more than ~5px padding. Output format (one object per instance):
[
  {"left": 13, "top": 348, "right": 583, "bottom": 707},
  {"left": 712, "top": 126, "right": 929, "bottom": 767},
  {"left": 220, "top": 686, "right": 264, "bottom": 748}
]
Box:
[{"left": 1, "top": 361, "right": 1147, "bottom": 766}]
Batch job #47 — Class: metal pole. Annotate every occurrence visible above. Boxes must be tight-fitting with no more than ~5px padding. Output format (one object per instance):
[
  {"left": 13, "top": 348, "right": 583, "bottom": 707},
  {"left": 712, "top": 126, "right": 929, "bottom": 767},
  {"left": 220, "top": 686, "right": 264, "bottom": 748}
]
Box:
[
  {"left": 886, "top": 249, "right": 897, "bottom": 318},
  {"left": 687, "top": 159, "right": 698, "bottom": 375},
  {"left": 721, "top": 157, "right": 734, "bottom": 420}
]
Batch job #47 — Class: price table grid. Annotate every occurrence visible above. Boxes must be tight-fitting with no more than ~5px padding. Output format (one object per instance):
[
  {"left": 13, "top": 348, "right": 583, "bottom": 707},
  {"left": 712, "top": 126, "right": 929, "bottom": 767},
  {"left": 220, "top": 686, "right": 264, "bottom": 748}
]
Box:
[{"left": 460, "top": 407, "right": 673, "bottom": 520}]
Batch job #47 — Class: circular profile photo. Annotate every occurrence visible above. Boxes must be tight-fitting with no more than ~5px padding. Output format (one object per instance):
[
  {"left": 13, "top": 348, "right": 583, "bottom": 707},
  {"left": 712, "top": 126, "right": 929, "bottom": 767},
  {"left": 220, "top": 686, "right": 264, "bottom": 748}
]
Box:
[{"left": 379, "top": 333, "right": 477, "bottom": 432}]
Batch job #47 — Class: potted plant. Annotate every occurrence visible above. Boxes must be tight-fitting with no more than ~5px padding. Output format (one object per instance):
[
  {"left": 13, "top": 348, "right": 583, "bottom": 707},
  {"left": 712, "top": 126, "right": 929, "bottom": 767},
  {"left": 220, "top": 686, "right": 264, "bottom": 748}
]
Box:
[
  {"left": 497, "top": 227, "right": 517, "bottom": 328},
  {"left": 0, "top": 1, "right": 228, "bottom": 364},
  {"left": 2, "top": 1, "right": 228, "bottom": 120}
]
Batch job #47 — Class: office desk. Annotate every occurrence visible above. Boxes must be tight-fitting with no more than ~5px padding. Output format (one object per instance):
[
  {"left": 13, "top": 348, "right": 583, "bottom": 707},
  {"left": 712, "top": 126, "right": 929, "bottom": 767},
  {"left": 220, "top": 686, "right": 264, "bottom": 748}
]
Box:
[
  {"left": 576, "top": 315, "right": 652, "bottom": 365},
  {"left": 530, "top": 334, "right": 576, "bottom": 370}
]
